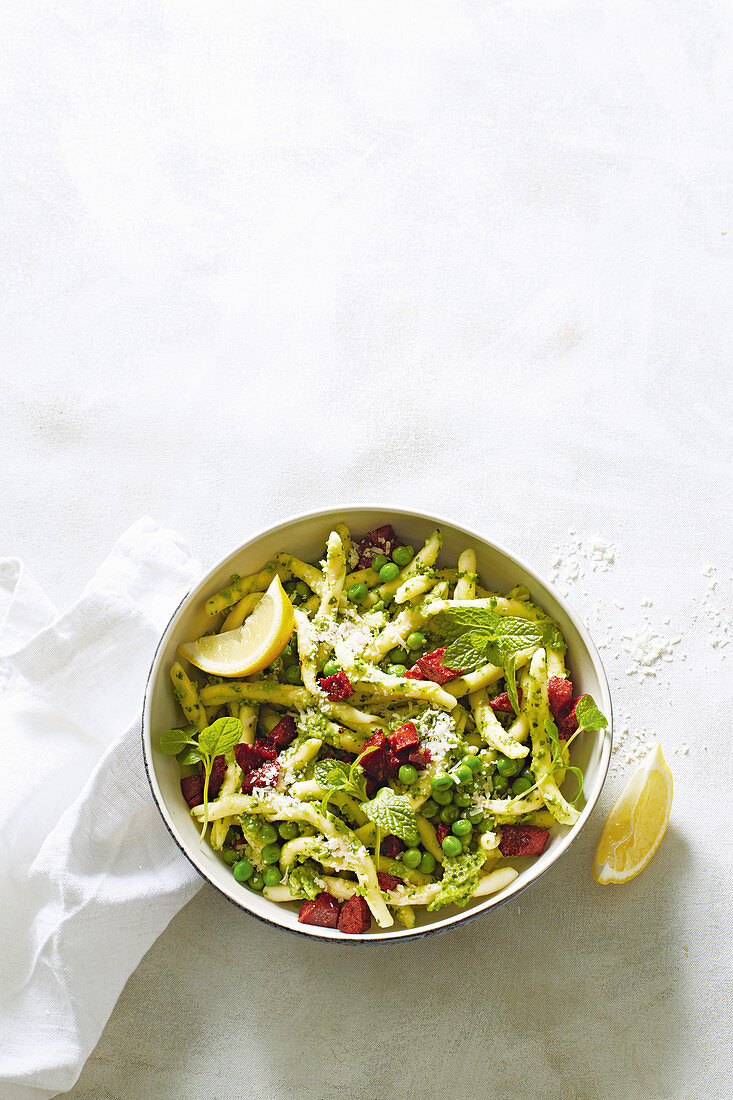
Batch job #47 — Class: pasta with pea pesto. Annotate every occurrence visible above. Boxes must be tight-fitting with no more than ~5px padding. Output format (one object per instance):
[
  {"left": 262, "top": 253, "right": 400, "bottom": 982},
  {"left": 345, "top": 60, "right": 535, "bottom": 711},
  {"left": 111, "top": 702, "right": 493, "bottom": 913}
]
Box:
[{"left": 161, "top": 521, "right": 608, "bottom": 935}]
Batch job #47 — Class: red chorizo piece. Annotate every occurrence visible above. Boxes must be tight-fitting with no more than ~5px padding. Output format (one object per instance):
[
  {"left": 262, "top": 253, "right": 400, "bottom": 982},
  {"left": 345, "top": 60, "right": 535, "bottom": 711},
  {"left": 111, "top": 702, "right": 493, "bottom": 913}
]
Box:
[
  {"left": 436, "top": 823, "right": 451, "bottom": 845},
  {"left": 377, "top": 872, "right": 403, "bottom": 891},
  {"left": 318, "top": 671, "right": 354, "bottom": 701},
  {"left": 548, "top": 676, "right": 573, "bottom": 717},
  {"left": 355, "top": 524, "right": 399, "bottom": 568},
  {"left": 268, "top": 714, "right": 297, "bottom": 748},
  {"left": 337, "top": 894, "right": 372, "bottom": 934},
  {"left": 413, "top": 648, "right": 464, "bottom": 685},
  {"left": 406, "top": 747, "right": 431, "bottom": 771},
  {"left": 557, "top": 697, "right": 581, "bottom": 741},
  {"left": 389, "top": 722, "right": 419, "bottom": 754},
  {"left": 498, "top": 824, "right": 550, "bottom": 858},
  {"left": 208, "top": 754, "right": 227, "bottom": 797},
  {"left": 298, "top": 892, "right": 341, "bottom": 929},
  {"left": 380, "top": 834, "right": 405, "bottom": 860},
  {"left": 489, "top": 690, "right": 521, "bottom": 713},
  {"left": 180, "top": 775, "right": 204, "bottom": 807}
]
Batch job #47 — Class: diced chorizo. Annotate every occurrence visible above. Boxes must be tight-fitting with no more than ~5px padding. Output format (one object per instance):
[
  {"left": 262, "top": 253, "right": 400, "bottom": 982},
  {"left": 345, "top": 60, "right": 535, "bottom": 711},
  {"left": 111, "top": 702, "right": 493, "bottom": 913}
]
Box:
[
  {"left": 498, "top": 824, "right": 550, "bottom": 858},
  {"left": 180, "top": 775, "right": 204, "bottom": 807},
  {"left": 548, "top": 676, "right": 573, "bottom": 717},
  {"left": 269, "top": 714, "right": 297, "bottom": 748},
  {"left": 380, "top": 834, "right": 405, "bottom": 859},
  {"left": 298, "top": 892, "right": 341, "bottom": 929},
  {"left": 377, "top": 872, "right": 403, "bottom": 891},
  {"left": 337, "top": 894, "right": 372, "bottom": 934},
  {"left": 208, "top": 754, "right": 227, "bottom": 797},
  {"left": 414, "top": 648, "right": 464, "bottom": 685},
  {"left": 318, "top": 671, "right": 354, "bottom": 701},
  {"left": 389, "top": 721, "right": 419, "bottom": 753}
]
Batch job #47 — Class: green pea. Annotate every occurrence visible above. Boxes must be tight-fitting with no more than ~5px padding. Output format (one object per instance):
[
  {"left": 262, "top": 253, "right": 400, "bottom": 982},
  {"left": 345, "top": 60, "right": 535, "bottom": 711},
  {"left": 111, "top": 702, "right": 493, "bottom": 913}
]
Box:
[
  {"left": 477, "top": 817, "right": 495, "bottom": 833},
  {"left": 431, "top": 774, "right": 454, "bottom": 791},
  {"left": 440, "top": 805, "right": 460, "bottom": 824},
  {"left": 452, "top": 818, "right": 472, "bottom": 837},
  {"left": 433, "top": 788, "right": 453, "bottom": 806},
  {"left": 294, "top": 580, "right": 311, "bottom": 599},
  {"left": 441, "top": 835, "right": 463, "bottom": 857},
  {"left": 392, "top": 545, "right": 414, "bottom": 567},
  {"left": 284, "top": 664, "right": 302, "bottom": 685},
  {"left": 284, "top": 581, "right": 297, "bottom": 596},
  {"left": 520, "top": 763, "right": 535, "bottom": 779},
  {"left": 406, "top": 631, "right": 426, "bottom": 651},
  {"left": 454, "top": 792, "right": 473, "bottom": 807},
  {"left": 249, "top": 873, "right": 264, "bottom": 891},
  {"left": 281, "top": 644, "right": 298, "bottom": 668},
  {"left": 222, "top": 848, "right": 239, "bottom": 865},
  {"left": 387, "top": 647, "right": 410, "bottom": 665},
  {"left": 243, "top": 816, "right": 260, "bottom": 833},
  {"left": 398, "top": 764, "right": 418, "bottom": 785},
  {"left": 420, "top": 798, "right": 438, "bottom": 817},
  {"left": 419, "top": 851, "right": 436, "bottom": 874},
  {"left": 468, "top": 807, "right": 484, "bottom": 824},
  {"left": 261, "top": 843, "right": 282, "bottom": 865},
  {"left": 493, "top": 774, "right": 509, "bottom": 795},
  {"left": 347, "top": 582, "right": 368, "bottom": 603},
  {"left": 263, "top": 866, "right": 281, "bottom": 887},
  {"left": 463, "top": 754, "right": 482, "bottom": 773},
  {"left": 259, "top": 822, "right": 278, "bottom": 844},
  {"left": 379, "top": 562, "right": 400, "bottom": 582},
  {"left": 371, "top": 554, "right": 389, "bottom": 572},
  {"left": 453, "top": 764, "right": 474, "bottom": 785},
  {"left": 322, "top": 660, "right": 339, "bottom": 677},
  {"left": 512, "top": 775, "right": 534, "bottom": 796},
  {"left": 233, "top": 859, "right": 253, "bottom": 883},
  {"left": 278, "top": 821, "right": 299, "bottom": 840},
  {"left": 461, "top": 838, "right": 472, "bottom": 853},
  {"left": 495, "top": 754, "right": 523, "bottom": 777},
  {"left": 402, "top": 847, "right": 422, "bottom": 869},
  {"left": 387, "top": 664, "right": 407, "bottom": 677}
]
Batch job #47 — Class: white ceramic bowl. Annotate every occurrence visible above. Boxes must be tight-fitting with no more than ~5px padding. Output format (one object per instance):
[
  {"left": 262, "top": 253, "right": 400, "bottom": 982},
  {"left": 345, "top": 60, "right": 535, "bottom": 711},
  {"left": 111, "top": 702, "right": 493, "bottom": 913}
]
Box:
[{"left": 142, "top": 506, "right": 612, "bottom": 941}]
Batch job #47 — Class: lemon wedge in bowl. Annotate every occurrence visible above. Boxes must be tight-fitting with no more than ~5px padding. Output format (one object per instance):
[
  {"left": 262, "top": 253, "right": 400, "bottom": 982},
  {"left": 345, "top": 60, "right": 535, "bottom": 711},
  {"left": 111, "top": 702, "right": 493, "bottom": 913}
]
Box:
[
  {"left": 592, "top": 743, "right": 673, "bottom": 885},
  {"left": 178, "top": 575, "right": 294, "bottom": 677}
]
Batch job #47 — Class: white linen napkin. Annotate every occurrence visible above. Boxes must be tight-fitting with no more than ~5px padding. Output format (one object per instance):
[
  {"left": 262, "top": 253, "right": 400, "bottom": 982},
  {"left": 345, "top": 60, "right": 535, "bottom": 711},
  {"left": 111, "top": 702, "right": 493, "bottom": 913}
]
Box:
[{"left": 0, "top": 519, "right": 204, "bottom": 1099}]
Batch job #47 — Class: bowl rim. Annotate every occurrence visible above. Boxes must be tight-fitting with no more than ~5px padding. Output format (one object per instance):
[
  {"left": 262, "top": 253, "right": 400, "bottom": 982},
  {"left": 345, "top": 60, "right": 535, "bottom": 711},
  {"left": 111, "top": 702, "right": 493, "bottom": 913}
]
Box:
[{"left": 142, "top": 504, "right": 613, "bottom": 942}]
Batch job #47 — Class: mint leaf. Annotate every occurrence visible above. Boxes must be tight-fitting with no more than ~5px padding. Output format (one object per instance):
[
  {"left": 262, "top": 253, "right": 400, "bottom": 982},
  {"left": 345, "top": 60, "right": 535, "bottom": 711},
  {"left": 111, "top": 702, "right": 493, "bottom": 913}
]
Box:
[
  {"left": 177, "top": 745, "right": 204, "bottom": 767},
  {"left": 198, "top": 716, "right": 242, "bottom": 757},
  {"left": 160, "top": 726, "right": 196, "bottom": 755},
  {"left": 494, "top": 617, "right": 544, "bottom": 654},
  {"left": 432, "top": 607, "right": 500, "bottom": 642},
  {"left": 574, "top": 695, "right": 608, "bottom": 733},
  {"left": 361, "top": 789, "right": 419, "bottom": 846},
  {"left": 313, "top": 759, "right": 351, "bottom": 791},
  {"left": 538, "top": 619, "right": 566, "bottom": 652},
  {"left": 442, "top": 631, "right": 491, "bottom": 673}
]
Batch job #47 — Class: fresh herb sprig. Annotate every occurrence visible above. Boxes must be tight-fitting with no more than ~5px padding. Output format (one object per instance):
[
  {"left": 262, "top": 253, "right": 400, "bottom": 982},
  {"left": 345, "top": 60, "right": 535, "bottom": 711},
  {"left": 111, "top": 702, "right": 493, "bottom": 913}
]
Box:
[
  {"left": 502, "top": 695, "right": 608, "bottom": 808},
  {"left": 314, "top": 746, "right": 420, "bottom": 846},
  {"left": 160, "top": 717, "right": 243, "bottom": 837},
  {"left": 432, "top": 607, "right": 565, "bottom": 713}
]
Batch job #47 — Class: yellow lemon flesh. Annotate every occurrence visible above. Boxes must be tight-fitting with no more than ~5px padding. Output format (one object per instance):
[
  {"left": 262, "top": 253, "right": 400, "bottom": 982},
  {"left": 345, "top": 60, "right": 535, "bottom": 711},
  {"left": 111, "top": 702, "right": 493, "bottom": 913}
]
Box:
[
  {"left": 178, "top": 575, "right": 294, "bottom": 678},
  {"left": 592, "top": 743, "right": 673, "bottom": 885}
]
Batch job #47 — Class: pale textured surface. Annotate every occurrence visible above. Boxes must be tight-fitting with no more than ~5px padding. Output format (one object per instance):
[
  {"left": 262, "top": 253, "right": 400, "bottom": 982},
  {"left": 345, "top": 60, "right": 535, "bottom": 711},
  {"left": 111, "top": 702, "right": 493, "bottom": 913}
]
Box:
[{"left": 2, "top": 0, "right": 732, "bottom": 1097}]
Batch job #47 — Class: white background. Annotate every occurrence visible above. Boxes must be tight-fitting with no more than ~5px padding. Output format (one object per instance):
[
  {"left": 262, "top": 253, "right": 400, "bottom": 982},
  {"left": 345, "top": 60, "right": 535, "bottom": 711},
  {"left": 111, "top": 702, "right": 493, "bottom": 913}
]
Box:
[{"left": 3, "top": 2, "right": 731, "bottom": 1098}]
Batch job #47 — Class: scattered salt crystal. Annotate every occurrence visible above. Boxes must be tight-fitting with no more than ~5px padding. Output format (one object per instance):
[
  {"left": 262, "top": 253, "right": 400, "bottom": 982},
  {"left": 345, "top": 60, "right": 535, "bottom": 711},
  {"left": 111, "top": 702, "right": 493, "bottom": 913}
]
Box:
[
  {"left": 641, "top": 598, "right": 653, "bottom": 607},
  {"left": 702, "top": 565, "right": 716, "bottom": 576}
]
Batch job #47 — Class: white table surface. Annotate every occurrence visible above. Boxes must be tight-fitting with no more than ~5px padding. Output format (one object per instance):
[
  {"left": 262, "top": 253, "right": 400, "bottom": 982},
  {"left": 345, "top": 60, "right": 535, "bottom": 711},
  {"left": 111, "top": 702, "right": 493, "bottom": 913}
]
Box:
[{"left": 3, "top": 3, "right": 731, "bottom": 1098}]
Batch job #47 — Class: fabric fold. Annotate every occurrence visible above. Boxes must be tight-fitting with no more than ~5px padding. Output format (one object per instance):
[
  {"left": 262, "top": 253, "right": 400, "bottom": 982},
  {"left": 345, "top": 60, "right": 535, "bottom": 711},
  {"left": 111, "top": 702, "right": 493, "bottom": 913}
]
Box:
[{"left": 0, "top": 519, "right": 204, "bottom": 1100}]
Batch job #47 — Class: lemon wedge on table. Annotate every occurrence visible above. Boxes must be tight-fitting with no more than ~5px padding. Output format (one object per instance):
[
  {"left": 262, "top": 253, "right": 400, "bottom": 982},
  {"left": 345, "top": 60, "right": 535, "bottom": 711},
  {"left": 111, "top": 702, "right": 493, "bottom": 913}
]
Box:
[
  {"left": 178, "top": 575, "right": 294, "bottom": 677},
  {"left": 593, "top": 743, "right": 673, "bottom": 885}
]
